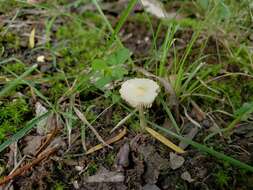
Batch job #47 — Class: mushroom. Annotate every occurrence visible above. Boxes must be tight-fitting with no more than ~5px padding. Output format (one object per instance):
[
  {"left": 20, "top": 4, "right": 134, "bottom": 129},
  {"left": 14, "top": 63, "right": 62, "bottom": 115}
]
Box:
[{"left": 119, "top": 78, "right": 160, "bottom": 129}]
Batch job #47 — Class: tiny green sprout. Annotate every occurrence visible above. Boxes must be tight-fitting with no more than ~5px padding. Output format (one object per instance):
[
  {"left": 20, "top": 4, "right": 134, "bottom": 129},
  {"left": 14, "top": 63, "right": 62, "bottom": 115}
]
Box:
[{"left": 119, "top": 78, "right": 160, "bottom": 130}]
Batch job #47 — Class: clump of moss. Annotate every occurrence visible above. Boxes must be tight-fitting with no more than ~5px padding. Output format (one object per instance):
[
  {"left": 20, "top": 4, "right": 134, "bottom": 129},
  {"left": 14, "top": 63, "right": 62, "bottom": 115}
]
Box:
[
  {"left": 0, "top": 0, "right": 20, "bottom": 14},
  {"left": 0, "top": 98, "right": 30, "bottom": 143},
  {"left": 47, "top": 80, "right": 67, "bottom": 102},
  {"left": 55, "top": 21, "right": 106, "bottom": 74},
  {"left": 1, "top": 62, "right": 27, "bottom": 75},
  {"left": 0, "top": 29, "right": 21, "bottom": 52},
  {"left": 215, "top": 170, "right": 231, "bottom": 188}
]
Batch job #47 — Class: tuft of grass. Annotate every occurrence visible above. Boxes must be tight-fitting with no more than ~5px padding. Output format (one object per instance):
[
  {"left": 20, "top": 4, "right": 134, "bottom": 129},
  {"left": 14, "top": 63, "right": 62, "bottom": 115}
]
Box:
[{"left": 0, "top": 111, "right": 51, "bottom": 153}]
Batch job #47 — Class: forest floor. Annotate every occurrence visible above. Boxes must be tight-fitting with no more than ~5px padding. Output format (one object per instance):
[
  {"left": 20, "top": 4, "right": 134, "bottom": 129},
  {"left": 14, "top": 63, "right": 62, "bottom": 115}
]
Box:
[{"left": 0, "top": 0, "right": 253, "bottom": 189}]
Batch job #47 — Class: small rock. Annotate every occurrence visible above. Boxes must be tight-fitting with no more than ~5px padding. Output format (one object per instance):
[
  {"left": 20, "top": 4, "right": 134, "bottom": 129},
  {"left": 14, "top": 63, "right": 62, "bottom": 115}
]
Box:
[
  {"left": 75, "top": 166, "right": 84, "bottom": 171},
  {"left": 35, "top": 102, "right": 49, "bottom": 135},
  {"left": 169, "top": 152, "right": 185, "bottom": 170},
  {"left": 181, "top": 171, "right": 194, "bottom": 183},
  {"left": 83, "top": 167, "right": 125, "bottom": 183},
  {"left": 37, "top": 55, "right": 45, "bottom": 63},
  {"left": 73, "top": 180, "right": 79, "bottom": 189},
  {"left": 143, "top": 184, "right": 161, "bottom": 190},
  {"left": 116, "top": 143, "right": 130, "bottom": 171}
]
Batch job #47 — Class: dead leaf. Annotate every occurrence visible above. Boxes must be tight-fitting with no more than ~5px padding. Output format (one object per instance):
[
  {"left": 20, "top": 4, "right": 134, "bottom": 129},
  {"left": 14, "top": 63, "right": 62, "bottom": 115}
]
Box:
[
  {"left": 29, "top": 27, "right": 35, "bottom": 48},
  {"left": 169, "top": 152, "right": 185, "bottom": 170},
  {"left": 115, "top": 143, "right": 130, "bottom": 171},
  {"left": 86, "top": 128, "right": 127, "bottom": 155},
  {"left": 23, "top": 136, "right": 44, "bottom": 156},
  {"left": 140, "top": 0, "right": 168, "bottom": 18},
  {"left": 181, "top": 171, "right": 194, "bottom": 183},
  {"left": 145, "top": 127, "right": 185, "bottom": 154}
]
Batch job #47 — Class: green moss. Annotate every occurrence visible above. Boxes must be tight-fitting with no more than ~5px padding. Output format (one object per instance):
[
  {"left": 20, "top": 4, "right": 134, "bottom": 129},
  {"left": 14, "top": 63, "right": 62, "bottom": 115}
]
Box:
[
  {"left": 105, "top": 152, "right": 116, "bottom": 167},
  {"left": 0, "top": 29, "right": 21, "bottom": 51},
  {"left": 2, "top": 62, "right": 26, "bottom": 75},
  {"left": 86, "top": 162, "right": 98, "bottom": 175},
  {"left": 54, "top": 182, "right": 65, "bottom": 190},
  {"left": 0, "top": 98, "right": 30, "bottom": 143},
  {"left": 0, "top": 0, "right": 19, "bottom": 14},
  {"left": 48, "top": 80, "right": 67, "bottom": 102},
  {"left": 55, "top": 21, "right": 106, "bottom": 74},
  {"left": 214, "top": 170, "right": 231, "bottom": 188}
]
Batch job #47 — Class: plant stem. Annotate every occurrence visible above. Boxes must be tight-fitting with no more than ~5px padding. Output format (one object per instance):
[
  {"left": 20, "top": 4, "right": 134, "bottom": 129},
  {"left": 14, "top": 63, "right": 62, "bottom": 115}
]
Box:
[{"left": 138, "top": 107, "right": 146, "bottom": 130}]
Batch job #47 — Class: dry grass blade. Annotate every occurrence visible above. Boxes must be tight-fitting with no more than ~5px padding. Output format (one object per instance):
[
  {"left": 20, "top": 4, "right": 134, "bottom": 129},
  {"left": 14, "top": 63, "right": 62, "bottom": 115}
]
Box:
[
  {"left": 73, "top": 107, "right": 110, "bottom": 148},
  {"left": 183, "top": 106, "right": 202, "bottom": 128},
  {"left": 86, "top": 128, "right": 127, "bottom": 155},
  {"left": 145, "top": 127, "right": 185, "bottom": 154},
  {"left": 29, "top": 27, "right": 36, "bottom": 49},
  {"left": 110, "top": 109, "right": 136, "bottom": 133}
]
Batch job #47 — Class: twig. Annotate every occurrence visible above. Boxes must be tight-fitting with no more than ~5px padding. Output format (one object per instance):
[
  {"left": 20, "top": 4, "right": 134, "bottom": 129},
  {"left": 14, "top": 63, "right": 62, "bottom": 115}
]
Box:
[
  {"left": 0, "top": 147, "right": 57, "bottom": 186},
  {"left": 35, "top": 127, "right": 59, "bottom": 157}
]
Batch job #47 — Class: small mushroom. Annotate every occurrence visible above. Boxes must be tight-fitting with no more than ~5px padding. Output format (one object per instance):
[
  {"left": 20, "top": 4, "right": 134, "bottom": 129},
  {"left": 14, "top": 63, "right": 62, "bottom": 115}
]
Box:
[{"left": 119, "top": 78, "right": 160, "bottom": 129}]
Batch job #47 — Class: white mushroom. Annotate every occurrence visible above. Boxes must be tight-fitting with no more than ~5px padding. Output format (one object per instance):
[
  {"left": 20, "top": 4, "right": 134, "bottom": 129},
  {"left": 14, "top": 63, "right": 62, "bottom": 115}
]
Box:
[{"left": 119, "top": 78, "right": 160, "bottom": 129}]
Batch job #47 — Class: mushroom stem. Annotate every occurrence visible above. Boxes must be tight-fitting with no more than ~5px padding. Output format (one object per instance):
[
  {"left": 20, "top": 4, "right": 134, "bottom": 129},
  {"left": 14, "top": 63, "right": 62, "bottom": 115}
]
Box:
[{"left": 138, "top": 107, "right": 146, "bottom": 130}]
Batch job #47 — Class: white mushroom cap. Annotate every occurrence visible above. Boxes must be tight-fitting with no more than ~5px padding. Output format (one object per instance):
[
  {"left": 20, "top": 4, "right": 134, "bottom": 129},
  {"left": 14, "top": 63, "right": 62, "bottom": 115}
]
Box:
[{"left": 119, "top": 78, "right": 160, "bottom": 108}]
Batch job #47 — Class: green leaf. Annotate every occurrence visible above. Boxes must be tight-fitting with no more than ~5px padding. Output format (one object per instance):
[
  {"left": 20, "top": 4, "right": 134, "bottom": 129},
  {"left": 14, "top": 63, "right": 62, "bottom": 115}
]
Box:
[
  {"left": 216, "top": 1, "right": 231, "bottom": 19},
  {"left": 94, "top": 76, "right": 113, "bottom": 89},
  {"left": 111, "top": 67, "right": 128, "bottom": 79},
  {"left": 235, "top": 102, "right": 253, "bottom": 121},
  {"left": 91, "top": 59, "right": 107, "bottom": 71},
  {"left": 197, "top": 0, "right": 209, "bottom": 10},
  {"left": 106, "top": 48, "right": 131, "bottom": 66}
]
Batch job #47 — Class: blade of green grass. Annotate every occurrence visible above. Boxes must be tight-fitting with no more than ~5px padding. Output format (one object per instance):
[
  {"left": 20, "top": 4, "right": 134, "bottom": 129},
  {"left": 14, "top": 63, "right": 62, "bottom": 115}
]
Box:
[
  {"left": 160, "top": 99, "right": 180, "bottom": 134},
  {"left": 159, "top": 24, "right": 178, "bottom": 76},
  {"left": 148, "top": 121, "right": 253, "bottom": 172},
  {"left": 0, "top": 64, "right": 38, "bottom": 98},
  {"left": 119, "top": 103, "right": 253, "bottom": 172},
  {"left": 0, "top": 111, "right": 51, "bottom": 153},
  {"left": 110, "top": 0, "right": 138, "bottom": 43},
  {"left": 1, "top": 65, "right": 54, "bottom": 110}
]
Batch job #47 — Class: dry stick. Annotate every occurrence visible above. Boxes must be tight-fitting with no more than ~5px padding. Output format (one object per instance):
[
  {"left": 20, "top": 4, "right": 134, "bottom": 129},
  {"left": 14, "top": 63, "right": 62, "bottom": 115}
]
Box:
[
  {"left": 0, "top": 147, "right": 57, "bottom": 186},
  {"left": 35, "top": 127, "right": 59, "bottom": 157},
  {"left": 73, "top": 107, "right": 111, "bottom": 148}
]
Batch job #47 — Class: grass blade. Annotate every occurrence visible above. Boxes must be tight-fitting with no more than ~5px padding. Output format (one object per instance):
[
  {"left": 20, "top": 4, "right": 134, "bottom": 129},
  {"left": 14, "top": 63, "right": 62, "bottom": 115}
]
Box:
[
  {"left": 148, "top": 121, "right": 253, "bottom": 172},
  {"left": 0, "top": 64, "right": 38, "bottom": 98},
  {"left": 0, "top": 111, "right": 51, "bottom": 153}
]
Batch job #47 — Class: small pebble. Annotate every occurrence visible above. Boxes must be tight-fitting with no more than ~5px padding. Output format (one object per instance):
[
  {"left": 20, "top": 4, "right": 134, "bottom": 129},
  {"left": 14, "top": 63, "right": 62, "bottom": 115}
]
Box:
[{"left": 37, "top": 55, "right": 45, "bottom": 63}]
